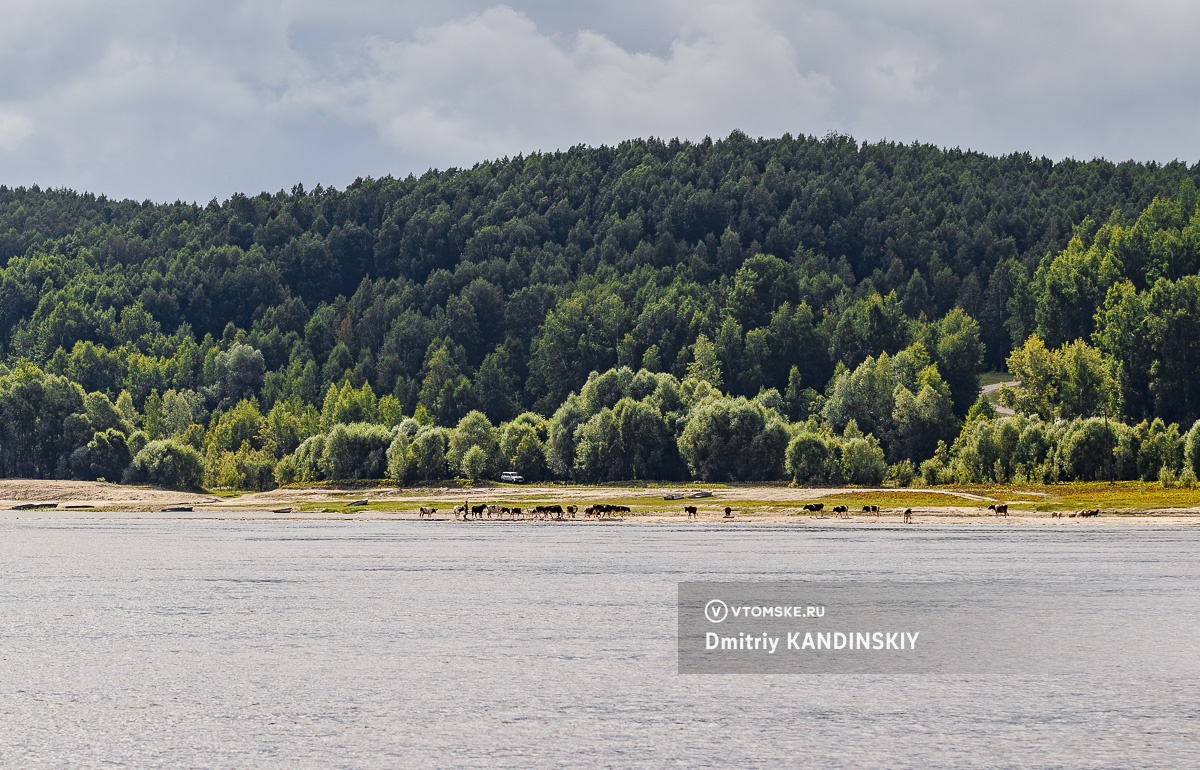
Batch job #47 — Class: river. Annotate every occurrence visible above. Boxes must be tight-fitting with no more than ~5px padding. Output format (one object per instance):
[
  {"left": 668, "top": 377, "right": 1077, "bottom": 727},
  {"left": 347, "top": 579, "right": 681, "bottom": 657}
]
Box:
[{"left": 2, "top": 516, "right": 1197, "bottom": 768}]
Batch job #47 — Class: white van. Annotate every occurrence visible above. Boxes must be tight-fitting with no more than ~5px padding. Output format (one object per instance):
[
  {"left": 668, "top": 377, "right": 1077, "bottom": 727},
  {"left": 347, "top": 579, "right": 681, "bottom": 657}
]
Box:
[{"left": 499, "top": 471, "right": 525, "bottom": 484}]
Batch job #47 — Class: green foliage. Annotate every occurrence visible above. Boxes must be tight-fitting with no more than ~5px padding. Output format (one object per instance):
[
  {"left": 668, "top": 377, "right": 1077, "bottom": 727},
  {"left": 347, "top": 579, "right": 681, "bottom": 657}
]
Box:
[
  {"left": 686, "top": 334, "right": 723, "bottom": 390},
  {"left": 69, "top": 429, "right": 132, "bottom": 482},
  {"left": 210, "top": 342, "right": 265, "bottom": 408},
  {"left": 786, "top": 431, "right": 834, "bottom": 485},
  {"left": 321, "top": 423, "right": 392, "bottom": 480},
  {"left": 573, "top": 397, "right": 676, "bottom": 481},
  {"left": 418, "top": 344, "right": 472, "bottom": 427},
  {"left": 447, "top": 411, "right": 500, "bottom": 477},
  {"left": 499, "top": 412, "right": 548, "bottom": 480},
  {"left": 1, "top": 138, "right": 1199, "bottom": 488},
  {"left": 1185, "top": 421, "right": 1200, "bottom": 478},
  {"left": 1005, "top": 335, "right": 1121, "bottom": 419},
  {"left": 461, "top": 445, "right": 489, "bottom": 482},
  {"left": 841, "top": 436, "right": 887, "bottom": 486},
  {"left": 124, "top": 439, "right": 204, "bottom": 490},
  {"left": 0, "top": 362, "right": 85, "bottom": 477},
  {"left": 408, "top": 427, "right": 451, "bottom": 481},
  {"left": 265, "top": 398, "right": 320, "bottom": 458},
  {"left": 677, "top": 396, "right": 788, "bottom": 481},
  {"left": 321, "top": 380, "right": 379, "bottom": 429},
  {"left": 821, "top": 345, "right": 958, "bottom": 463},
  {"left": 386, "top": 429, "right": 412, "bottom": 483}
]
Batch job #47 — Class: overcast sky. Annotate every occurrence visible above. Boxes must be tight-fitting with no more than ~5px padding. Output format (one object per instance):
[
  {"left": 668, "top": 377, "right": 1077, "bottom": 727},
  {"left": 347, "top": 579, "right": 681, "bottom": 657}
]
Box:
[{"left": 1, "top": 0, "right": 1197, "bottom": 202}]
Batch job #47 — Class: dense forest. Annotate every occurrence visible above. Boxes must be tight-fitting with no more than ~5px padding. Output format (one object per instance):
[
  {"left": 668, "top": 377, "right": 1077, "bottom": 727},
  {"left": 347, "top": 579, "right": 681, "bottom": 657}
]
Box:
[{"left": 3, "top": 131, "right": 1200, "bottom": 490}]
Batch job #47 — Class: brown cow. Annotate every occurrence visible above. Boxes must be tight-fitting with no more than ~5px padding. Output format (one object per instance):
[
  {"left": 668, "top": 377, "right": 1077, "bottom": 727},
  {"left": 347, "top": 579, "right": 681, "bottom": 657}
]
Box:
[
  {"left": 684, "top": 505, "right": 698, "bottom": 519},
  {"left": 419, "top": 507, "right": 436, "bottom": 519},
  {"left": 988, "top": 503, "right": 1009, "bottom": 517},
  {"left": 903, "top": 508, "right": 913, "bottom": 524},
  {"left": 723, "top": 506, "right": 733, "bottom": 518}
]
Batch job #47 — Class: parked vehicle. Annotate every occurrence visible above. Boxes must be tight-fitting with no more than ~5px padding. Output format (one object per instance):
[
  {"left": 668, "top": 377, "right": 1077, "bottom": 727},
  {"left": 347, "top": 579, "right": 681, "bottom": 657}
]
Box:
[{"left": 499, "top": 471, "right": 525, "bottom": 484}]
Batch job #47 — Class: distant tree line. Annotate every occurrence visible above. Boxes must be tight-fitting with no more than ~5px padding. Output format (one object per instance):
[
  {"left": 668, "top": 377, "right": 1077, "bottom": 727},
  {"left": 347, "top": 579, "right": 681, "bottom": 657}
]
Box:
[{"left": 1, "top": 132, "right": 1199, "bottom": 489}]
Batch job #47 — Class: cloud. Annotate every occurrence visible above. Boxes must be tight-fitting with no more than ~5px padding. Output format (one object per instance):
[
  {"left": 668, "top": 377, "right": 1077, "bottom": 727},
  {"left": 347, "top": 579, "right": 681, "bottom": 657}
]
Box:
[
  {"left": 0, "top": 0, "right": 1196, "bottom": 201},
  {"left": 0, "top": 110, "right": 34, "bottom": 153},
  {"left": 342, "top": 3, "right": 831, "bottom": 163}
]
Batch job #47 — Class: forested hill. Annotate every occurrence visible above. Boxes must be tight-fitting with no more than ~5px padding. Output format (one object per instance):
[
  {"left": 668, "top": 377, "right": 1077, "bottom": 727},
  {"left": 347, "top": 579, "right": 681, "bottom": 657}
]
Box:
[{"left": 2, "top": 132, "right": 1200, "bottom": 489}]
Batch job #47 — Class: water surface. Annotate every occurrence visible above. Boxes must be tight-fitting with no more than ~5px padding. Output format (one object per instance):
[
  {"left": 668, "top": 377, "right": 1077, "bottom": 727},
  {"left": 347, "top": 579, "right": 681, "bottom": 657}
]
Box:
[{"left": 2, "top": 517, "right": 1198, "bottom": 768}]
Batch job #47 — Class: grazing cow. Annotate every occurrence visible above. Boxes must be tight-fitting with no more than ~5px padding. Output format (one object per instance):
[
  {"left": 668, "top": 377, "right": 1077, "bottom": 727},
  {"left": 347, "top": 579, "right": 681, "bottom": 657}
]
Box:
[
  {"left": 862, "top": 505, "right": 880, "bottom": 516},
  {"left": 723, "top": 506, "right": 733, "bottom": 518},
  {"left": 803, "top": 503, "right": 825, "bottom": 512},
  {"left": 903, "top": 508, "right": 913, "bottom": 524},
  {"left": 1051, "top": 511, "right": 1062, "bottom": 518},
  {"left": 419, "top": 506, "right": 437, "bottom": 519},
  {"left": 566, "top": 505, "right": 578, "bottom": 519},
  {"left": 1080, "top": 508, "right": 1100, "bottom": 518},
  {"left": 684, "top": 505, "right": 698, "bottom": 519},
  {"left": 832, "top": 505, "right": 850, "bottom": 518},
  {"left": 488, "top": 504, "right": 502, "bottom": 519},
  {"left": 590, "top": 503, "right": 623, "bottom": 519},
  {"left": 453, "top": 505, "right": 465, "bottom": 519},
  {"left": 988, "top": 503, "right": 1009, "bottom": 517}
]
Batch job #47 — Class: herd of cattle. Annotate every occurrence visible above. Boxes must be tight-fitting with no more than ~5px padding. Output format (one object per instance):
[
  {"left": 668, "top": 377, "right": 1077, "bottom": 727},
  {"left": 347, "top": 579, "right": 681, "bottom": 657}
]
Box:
[
  {"left": 800, "top": 502, "right": 883, "bottom": 518},
  {"left": 1051, "top": 508, "right": 1101, "bottom": 518},
  {"left": 410, "top": 500, "right": 1104, "bottom": 521},
  {"left": 417, "top": 503, "right": 631, "bottom": 521}
]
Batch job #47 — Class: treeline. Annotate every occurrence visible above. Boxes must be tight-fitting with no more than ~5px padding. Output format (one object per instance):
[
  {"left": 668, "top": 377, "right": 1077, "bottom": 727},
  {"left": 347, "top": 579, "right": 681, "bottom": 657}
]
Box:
[
  {"left": 2, "top": 132, "right": 1200, "bottom": 489},
  {"left": 8, "top": 348, "right": 1200, "bottom": 493}
]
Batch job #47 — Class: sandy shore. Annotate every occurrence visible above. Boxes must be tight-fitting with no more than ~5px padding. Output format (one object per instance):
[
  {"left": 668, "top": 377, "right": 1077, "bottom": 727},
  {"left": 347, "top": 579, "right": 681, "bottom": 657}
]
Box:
[{"left": 3, "top": 478, "right": 1200, "bottom": 525}]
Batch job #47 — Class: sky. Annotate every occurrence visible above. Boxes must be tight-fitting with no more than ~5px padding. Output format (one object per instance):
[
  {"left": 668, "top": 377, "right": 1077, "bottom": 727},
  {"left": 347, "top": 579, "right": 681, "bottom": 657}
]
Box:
[{"left": 1, "top": 0, "right": 1197, "bottom": 203}]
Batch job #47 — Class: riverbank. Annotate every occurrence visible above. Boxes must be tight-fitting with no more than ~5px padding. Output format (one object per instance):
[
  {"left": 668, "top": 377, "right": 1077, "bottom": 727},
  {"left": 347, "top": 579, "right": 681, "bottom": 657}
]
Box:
[{"left": 4, "top": 478, "right": 1200, "bottom": 525}]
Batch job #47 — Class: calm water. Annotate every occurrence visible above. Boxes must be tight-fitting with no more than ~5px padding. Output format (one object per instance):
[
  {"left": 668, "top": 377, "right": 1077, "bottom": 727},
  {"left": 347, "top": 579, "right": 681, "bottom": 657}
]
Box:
[{"left": 2, "top": 516, "right": 1198, "bottom": 768}]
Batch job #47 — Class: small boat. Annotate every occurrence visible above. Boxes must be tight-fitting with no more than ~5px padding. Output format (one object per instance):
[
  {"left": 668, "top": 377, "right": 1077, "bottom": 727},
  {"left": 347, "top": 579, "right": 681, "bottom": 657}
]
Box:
[
  {"left": 348, "top": 499, "right": 368, "bottom": 507},
  {"left": 63, "top": 504, "right": 94, "bottom": 509},
  {"left": 688, "top": 491, "right": 713, "bottom": 499},
  {"left": 663, "top": 493, "right": 684, "bottom": 500},
  {"left": 272, "top": 507, "right": 293, "bottom": 514},
  {"left": 161, "top": 506, "right": 193, "bottom": 512},
  {"left": 12, "top": 502, "right": 53, "bottom": 510}
]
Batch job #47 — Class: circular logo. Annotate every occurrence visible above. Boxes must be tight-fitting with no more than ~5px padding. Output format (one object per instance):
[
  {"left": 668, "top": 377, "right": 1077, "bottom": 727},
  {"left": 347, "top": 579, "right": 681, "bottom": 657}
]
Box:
[{"left": 705, "top": 599, "right": 729, "bottom": 623}]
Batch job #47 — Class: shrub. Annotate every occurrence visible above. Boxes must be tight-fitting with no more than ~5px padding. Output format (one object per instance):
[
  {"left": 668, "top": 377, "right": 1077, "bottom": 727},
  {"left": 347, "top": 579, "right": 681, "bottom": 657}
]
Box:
[
  {"left": 386, "top": 432, "right": 411, "bottom": 483},
  {"left": 461, "top": 445, "right": 489, "bottom": 482},
  {"left": 408, "top": 427, "right": 450, "bottom": 481},
  {"left": 841, "top": 437, "right": 887, "bottom": 485},
  {"left": 786, "top": 432, "right": 832, "bottom": 485},
  {"left": 69, "top": 429, "right": 132, "bottom": 482},
  {"left": 320, "top": 422, "right": 391, "bottom": 480},
  {"left": 448, "top": 411, "right": 500, "bottom": 477},
  {"left": 887, "top": 459, "right": 916, "bottom": 487},
  {"left": 124, "top": 439, "right": 204, "bottom": 490},
  {"left": 678, "top": 396, "right": 788, "bottom": 481}
]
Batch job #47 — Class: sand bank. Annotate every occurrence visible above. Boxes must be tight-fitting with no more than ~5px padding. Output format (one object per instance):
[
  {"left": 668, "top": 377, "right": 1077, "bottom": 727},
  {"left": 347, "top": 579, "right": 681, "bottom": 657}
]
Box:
[{"left": 2, "top": 479, "right": 1199, "bottom": 525}]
